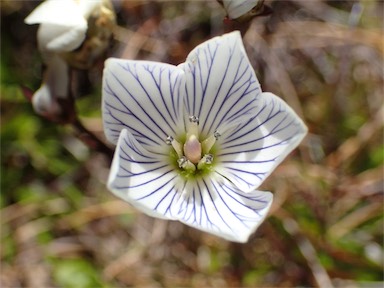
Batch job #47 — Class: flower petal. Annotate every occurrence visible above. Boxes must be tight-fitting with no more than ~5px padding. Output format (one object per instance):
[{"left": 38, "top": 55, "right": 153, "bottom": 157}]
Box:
[
  {"left": 108, "top": 129, "right": 182, "bottom": 220},
  {"left": 42, "top": 54, "right": 69, "bottom": 99},
  {"left": 25, "top": 0, "right": 88, "bottom": 52},
  {"left": 102, "top": 58, "right": 186, "bottom": 153},
  {"left": 25, "top": 0, "right": 86, "bottom": 27},
  {"left": 179, "top": 31, "right": 261, "bottom": 137},
  {"left": 37, "top": 23, "right": 87, "bottom": 52},
  {"left": 222, "top": 0, "right": 257, "bottom": 19},
  {"left": 78, "top": 0, "right": 102, "bottom": 18},
  {"left": 176, "top": 177, "right": 272, "bottom": 242},
  {"left": 215, "top": 92, "right": 308, "bottom": 192},
  {"left": 31, "top": 55, "right": 68, "bottom": 116}
]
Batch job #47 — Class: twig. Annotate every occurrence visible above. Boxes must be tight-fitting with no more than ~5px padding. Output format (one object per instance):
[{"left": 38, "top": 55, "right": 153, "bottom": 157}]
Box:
[
  {"left": 72, "top": 117, "right": 114, "bottom": 160},
  {"left": 276, "top": 210, "right": 335, "bottom": 288}
]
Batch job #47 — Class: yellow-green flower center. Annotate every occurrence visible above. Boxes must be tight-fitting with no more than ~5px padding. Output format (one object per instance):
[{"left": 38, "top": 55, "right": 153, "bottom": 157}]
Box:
[{"left": 166, "top": 116, "right": 220, "bottom": 177}]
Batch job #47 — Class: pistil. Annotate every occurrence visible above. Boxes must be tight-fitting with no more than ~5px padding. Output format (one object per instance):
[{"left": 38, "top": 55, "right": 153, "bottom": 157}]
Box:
[
  {"left": 184, "top": 134, "right": 202, "bottom": 164},
  {"left": 166, "top": 115, "right": 219, "bottom": 174}
]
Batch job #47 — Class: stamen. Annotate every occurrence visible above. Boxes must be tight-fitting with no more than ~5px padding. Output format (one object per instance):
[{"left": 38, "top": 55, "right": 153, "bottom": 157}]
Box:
[
  {"left": 197, "top": 154, "right": 214, "bottom": 170},
  {"left": 201, "top": 130, "right": 220, "bottom": 154},
  {"left": 177, "top": 156, "right": 187, "bottom": 168},
  {"left": 178, "top": 156, "right": 196, "bottom": 172},
  {"left": 189, "top": 115, "right": 199, "bottom": 124},
  {"left": 165, "top": 136, "right": 173, "bottom": 145},
  {"left": 166, "top": 136, "right": 183, "bottom": 157},
  {"left": 214, "top": 130, "right": 221, "bottom": 140},
  {"left": 186, "top": 115, "right": 199, "bottom": 138},
  {"left": 204, "top": 154, "right": 214, "bottom": 164}
]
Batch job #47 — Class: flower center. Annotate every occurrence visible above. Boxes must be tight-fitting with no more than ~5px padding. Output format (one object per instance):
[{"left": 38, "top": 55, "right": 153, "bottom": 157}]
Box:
[{"left": 166, "top": 116, "right": 220, "bottom": 175}]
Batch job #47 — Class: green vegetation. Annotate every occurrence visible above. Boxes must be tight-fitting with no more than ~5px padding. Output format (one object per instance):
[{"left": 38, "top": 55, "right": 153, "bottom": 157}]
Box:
[{"left": 1, "top": 1, "right": 383, "bottom": 287}]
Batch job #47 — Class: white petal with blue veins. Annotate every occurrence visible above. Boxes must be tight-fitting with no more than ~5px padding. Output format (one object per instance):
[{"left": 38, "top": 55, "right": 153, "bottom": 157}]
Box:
[
  {"left": 176, "top": 177, "right": 273, "bottom": 242},
  {"left": 180, "top": 31, "right": 261, "bottom": 138},
  {"left": 108, "top": 129, "right": 182, "bottom": 220},
  {"left": 103, "top": 58, "right": 186, "bottom": 154},
  {"left": 215, "top": 92, "right": 308, "bottom": 192}
]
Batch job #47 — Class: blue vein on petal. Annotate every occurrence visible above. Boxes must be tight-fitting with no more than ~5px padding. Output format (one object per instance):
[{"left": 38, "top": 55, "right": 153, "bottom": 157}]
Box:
[
  {"left": 141, "top": 66, "right": 178, "bottom": 133},
  {"left": 104, "top": 78, "right": 163, "bottom": 146},
  {"left": 202, "top": 41, "right": 235, "bottom": 133},
  {"left": 205, "top": 43, "right": 257, "bottom": 133},
  {"left": 113, "top": 162, "right": 175, "bottom": 189},
  {"left": 178, "top": 180, "right": 220, "bottom": 231},
  {"left": 121, "top": 132, "right": 157, "bottom": 160},
  {"left": 113, "top": 135, "right": 175, "bottom": 188},
  {"left": 210, "top": 180, "right": 253, "bottom": 228},
  {"left": 120, "top": 63, "right": 178, "bottom": 135},
  {"left": 154, "top": 185, "right": 179, "bottom": 218},
  {"left": 176, "top": 177, "right": 271, "bottom": 236},
  {"left": 216, "top": 169, "right": 263, "bottom": 190},
  {"left": 104, "top": 63, "right": 182, "bottom": 145},
  {"left": 220, "top": 183, "right": 268, "bottom": 220},
  {"left": 133, "top": 173, "right": 177, "bottom": 199},
  {"left": 104, "top": 96, "right": 155, "bottom": 146},
  {"left": 199, "top": 43, "right": 216, "bottom": 118},
  {"left": 202, "top": 178, "right": 236, "bottom": 233},
  {"left": 178, "top": 177, "right": 270, "bottom": 235},
  {"left": 188, "top": 38, "right": 260, "bottom": 135},
  {"left": 220, "top": 101, "right": 303, "bottom": 151},
  {"left": 219, "top": 135, "right": 301, "bottom": 156}
]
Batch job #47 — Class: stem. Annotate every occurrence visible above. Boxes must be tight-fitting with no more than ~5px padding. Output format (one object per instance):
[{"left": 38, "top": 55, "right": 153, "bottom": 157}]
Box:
[
  {"left": 72, "top": 118, "right": 114, "bottom": 161},
  {"left": 67, "top": 68, "right": 114, "bottom": 161}
]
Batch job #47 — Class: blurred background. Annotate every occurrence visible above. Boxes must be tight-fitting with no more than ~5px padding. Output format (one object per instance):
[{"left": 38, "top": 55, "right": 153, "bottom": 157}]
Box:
[{"left": 1, "top": 0, "right": 383, "bottom": 287}]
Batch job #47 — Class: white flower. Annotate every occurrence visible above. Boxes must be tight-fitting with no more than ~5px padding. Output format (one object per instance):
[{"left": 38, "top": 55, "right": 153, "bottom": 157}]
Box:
[
  {"left": 25, "top": 0, "right": 115, "bottom": 118},
  {"left": 25, "top": 0, "right": 102, "bottom": 54},
  {"left": 31, "top": 54, "right": 68, "bottom": 120},
  {"left": 222, "top": 0, "right": 263, "bottom": 19},
  {"left": 102, "top": 31, "right": 307, "bottom": 242}
]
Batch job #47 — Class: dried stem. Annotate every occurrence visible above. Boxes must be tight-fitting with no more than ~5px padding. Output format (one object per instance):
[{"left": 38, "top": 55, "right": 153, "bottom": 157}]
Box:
[{"left": 72, "top": 117, "right": 114, "bottom": 160}]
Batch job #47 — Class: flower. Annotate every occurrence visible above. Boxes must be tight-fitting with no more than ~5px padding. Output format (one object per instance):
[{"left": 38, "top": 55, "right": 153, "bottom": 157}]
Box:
[
  {"left": 30, "top": 54, "right": 69, "bottom": 121},
  {"left": 25, "top": 0, "right": 115, "bottom": 60},
  {"left": 220, "top": 0, "right": 271, "bottom": 21},
  {"left": 25, "top": 0, "right": 115, "bottom": 120},
  {"left": 102, "top": 31, "right": 307, "bottom": 242}
]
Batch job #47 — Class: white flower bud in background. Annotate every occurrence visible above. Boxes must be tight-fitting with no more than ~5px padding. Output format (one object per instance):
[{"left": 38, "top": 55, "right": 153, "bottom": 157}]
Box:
[
  {"left": 25, "top": 0, "right": 116, "bottom": 120},
  {"left": 25, "top": 0, "right": 116, "bottom": 69},
  {"left": 222, "top": 0, "right": 259, "bottom": 19},
  {"left": 31, "top": 55, "right": 68, "bottom": 120},
  {"left": 25, "top": 0, "right": 89, "bottom": 58},
  {"left": 219, "top": 0, "right": 272, "bottom": 22}
]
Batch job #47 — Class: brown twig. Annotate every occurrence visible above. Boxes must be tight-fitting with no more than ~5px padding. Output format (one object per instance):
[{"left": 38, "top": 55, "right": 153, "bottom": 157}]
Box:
[{"left": 72, "top": 117, "right": 114, "bottom": 160}]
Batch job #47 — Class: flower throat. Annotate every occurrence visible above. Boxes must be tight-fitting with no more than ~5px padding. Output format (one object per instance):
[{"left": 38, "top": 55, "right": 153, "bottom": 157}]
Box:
[{"left": 166, "top": 116, "right": 220, "bottom": 176}]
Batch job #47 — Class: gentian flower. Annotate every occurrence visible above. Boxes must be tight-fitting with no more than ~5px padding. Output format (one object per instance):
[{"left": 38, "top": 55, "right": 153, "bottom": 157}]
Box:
[
  {"left": 25, "top": 0, "right": 114, "bottom": 58},
  {"left": 102, "top": 31, "right": 307, "bottom": 242},
  {"left": 25, "top": 0, "right": 115, "bottom": 119},
  {"left": 220, "top": 0, "right": 271, "bottom": 21}
]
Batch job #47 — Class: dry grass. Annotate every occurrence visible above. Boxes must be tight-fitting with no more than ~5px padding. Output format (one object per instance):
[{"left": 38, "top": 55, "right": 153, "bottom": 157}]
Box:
[{"left": 1, "top": 1, "right": 383, "bottom": 287}]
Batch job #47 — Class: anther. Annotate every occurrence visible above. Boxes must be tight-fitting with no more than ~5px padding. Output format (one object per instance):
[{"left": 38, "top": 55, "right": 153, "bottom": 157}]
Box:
[
  {"left": 189, "top": 115, "right": 199, "bottom": 124},
  {"left": 178, "top": 156, "right": 196, "bottom": 172},
  {"left": 197, "top": 154, "right": 214, "bottom": 170},
  {"left": 166, "top": 136, "right": 183, "bottom": 157},
  {"left": 204, "top": 154, "right": 214, "bottom": 164},
  {"left": 165, "top": 136, "right": 174, "bottom": 145},
  {"left": 177, "top": 156, "right": 187, "bottom": 168},
  {"left": 214, "top": 130, "right": 221, "bottom": 140}
]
